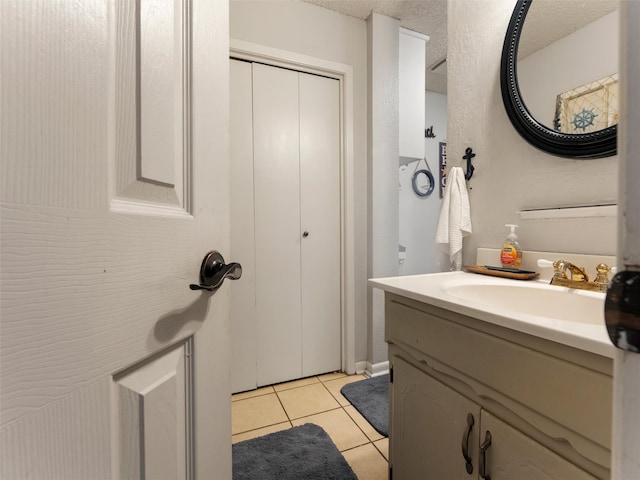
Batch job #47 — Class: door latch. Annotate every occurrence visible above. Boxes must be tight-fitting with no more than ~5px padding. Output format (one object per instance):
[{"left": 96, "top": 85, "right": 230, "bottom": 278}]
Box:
[{"left": 189, "top": 250, "right": 242, "bottom": 291}]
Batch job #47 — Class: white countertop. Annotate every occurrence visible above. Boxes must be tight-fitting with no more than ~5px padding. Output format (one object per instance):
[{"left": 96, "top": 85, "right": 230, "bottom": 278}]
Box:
[{"left": 369, "top": 271, "right": 615, "bottom": 359}]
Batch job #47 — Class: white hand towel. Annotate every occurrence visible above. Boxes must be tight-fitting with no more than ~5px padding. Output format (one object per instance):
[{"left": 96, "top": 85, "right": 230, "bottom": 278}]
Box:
[{"left": 435, "top": 166, "right": 472, "bottom": 270}]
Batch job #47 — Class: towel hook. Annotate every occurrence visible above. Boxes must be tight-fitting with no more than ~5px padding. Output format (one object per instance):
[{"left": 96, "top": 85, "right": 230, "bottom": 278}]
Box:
[{"left": 463, "top": 147, "right": 476, "bottom": 181}]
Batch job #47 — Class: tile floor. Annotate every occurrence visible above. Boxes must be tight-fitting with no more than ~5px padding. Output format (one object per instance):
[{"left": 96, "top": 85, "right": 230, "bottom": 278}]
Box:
[{"left": 232, "top": 372, "right": 389, "bottom": 480}]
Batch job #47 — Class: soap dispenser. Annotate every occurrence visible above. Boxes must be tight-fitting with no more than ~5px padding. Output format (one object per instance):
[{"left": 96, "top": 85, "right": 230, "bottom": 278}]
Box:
[{"left": 500, "top": 224, "right": 522, "bottom": 269}]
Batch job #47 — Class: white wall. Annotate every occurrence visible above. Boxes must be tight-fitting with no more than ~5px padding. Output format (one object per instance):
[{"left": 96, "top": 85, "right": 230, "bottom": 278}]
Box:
[
  {"left": 519, "top": 10, "right": 619, "bottom": 128},
  {"left": 367, "top": 13, "right": 399, "bottom": 370},
  {"left": 448, "top": 0, "right": 618, "bottom": 263},
  {"left": 229, "top": 0, "right": 371, "bottom": 368},
  {"left": 399, "top": 91, "right": 446, "bottom": 274}
]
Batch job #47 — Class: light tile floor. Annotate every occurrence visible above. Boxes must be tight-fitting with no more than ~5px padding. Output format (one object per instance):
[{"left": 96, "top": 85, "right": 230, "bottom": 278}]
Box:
[{"left": 232, "top": 372, "right": 388, "bottom": 480}]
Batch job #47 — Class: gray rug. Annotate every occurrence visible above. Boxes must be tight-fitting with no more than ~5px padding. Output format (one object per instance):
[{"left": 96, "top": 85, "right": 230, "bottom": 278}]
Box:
[
  {"left": 340, "top": 374, "right": 389, "bottom": 437},
  {"left": 232, "top": 423, "right": 358, "bottom": 480}
]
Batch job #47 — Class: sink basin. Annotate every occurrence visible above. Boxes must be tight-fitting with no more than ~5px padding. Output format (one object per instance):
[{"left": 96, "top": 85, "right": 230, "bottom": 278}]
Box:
[
  {"left": 444, "top": 281, "right": 605, "bottom": 325},
  {"left": 368, "top": 271, "right": 613, "bottom": 358}
]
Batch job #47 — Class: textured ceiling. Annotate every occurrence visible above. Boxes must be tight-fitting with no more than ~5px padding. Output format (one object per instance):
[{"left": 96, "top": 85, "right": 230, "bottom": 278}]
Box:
[
  {"left": 300, "top": 0, "right": 618, "bottom": 95},
  {"left": 301, "top": 0, "right": 448, "bottom": 93}
]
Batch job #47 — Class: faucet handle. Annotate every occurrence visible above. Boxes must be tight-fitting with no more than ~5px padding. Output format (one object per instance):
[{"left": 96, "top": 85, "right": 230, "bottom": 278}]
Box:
[
  {"left": 536, "top": 259, "right": 554, "bottom": 269},
  {"left": 594, "top": 263, "right": 612, "bottom": 286}
]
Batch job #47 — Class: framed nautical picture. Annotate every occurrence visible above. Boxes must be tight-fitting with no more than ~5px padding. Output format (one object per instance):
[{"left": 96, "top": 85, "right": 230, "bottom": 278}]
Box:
[
  {"left": 439, "top": 141, "right": 447, "bottom": 198},
  {"left": 554, "top": 74, "right": 618, "bottom": 134}
]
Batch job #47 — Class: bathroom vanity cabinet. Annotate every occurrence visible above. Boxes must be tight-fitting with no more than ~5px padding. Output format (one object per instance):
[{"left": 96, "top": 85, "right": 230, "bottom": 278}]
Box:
[{"left": 385, "top": 293, "right": 612, "bottom": 480}]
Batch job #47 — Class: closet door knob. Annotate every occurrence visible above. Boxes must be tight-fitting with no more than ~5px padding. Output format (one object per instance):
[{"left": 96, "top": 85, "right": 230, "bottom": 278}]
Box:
[{"left": 303, "top": 231, "right": 309, "bottom": 238}]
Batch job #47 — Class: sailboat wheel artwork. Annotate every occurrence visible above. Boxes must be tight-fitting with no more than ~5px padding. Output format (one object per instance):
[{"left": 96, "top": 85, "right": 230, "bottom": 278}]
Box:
[{"left": 571, "top": 108, "right": 598, "bottom": 131}]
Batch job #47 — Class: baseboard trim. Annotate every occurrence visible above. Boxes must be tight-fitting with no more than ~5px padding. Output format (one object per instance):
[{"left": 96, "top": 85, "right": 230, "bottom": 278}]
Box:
[
  {"left": 366, "top": 360, "right": 389, "bottom": 378},
  {"left": 354, "top": 361, "right": 367, "bottom": 375}
]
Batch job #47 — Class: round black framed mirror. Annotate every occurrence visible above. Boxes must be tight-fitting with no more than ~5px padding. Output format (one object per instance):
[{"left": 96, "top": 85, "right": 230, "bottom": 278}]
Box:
[{"left": 500, "top": 0, "right": 617, "bottom": 159}]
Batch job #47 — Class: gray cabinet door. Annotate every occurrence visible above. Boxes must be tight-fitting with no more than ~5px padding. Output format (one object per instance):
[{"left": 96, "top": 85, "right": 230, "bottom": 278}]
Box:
[
  {"left": 391, "top": 356, "right": 481, "bottom": 479},
  {"left": 480, "top": 410, "right": 597, "bottom": 480}
]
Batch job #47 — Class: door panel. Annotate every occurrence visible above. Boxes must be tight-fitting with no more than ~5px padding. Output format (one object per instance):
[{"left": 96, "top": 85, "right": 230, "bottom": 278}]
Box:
[
  {"left": 138, "top": 0, "right": 182, "bottom": 187},
  {"left": 0, "top": 0, "right": 230, "bottom": 478},
  {"left": 114, "top": 0, "right": 188, "bottom": 209},
  {"left": 230, "top": 59, "right": 258, "bottom": 393},
  {"left": 299, "top": 73, "right": 342, "bottom": 377},
  {"left": 253, "top": 63, "right": 303, "bottom": 387},
  {"left": 115, "top": 341, "right": 191, "bottom": 480}
]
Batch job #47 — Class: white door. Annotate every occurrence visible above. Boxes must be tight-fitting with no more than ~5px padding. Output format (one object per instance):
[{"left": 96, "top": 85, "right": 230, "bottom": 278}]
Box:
[
  {"left": 299, "top": 70, "right": 342, "bottom": 378},
  {"left": 253, "top": 62, "right": 304, "bottom": 387},
  {"left": 230, "top": 60, "right": 341, "bottom": 392},
  {"left": 1, "top": 1, "right": 231, "bottom": 479},
  {"left": 612, "top": 2, "right": 640, "bottom": 479}
]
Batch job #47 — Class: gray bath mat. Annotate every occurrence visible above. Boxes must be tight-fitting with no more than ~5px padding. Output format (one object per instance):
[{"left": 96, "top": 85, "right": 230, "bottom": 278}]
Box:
[
  {"left": 232, "top": 423, "right": 358, "bottom": 480},
  {"left": 340, "top": 374, "right": 389, "bottom": 437}
]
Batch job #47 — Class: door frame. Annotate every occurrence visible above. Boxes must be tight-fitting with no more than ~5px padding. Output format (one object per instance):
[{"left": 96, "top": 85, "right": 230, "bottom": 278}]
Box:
[{"left": 230, "top": 39, "right": 356, "bottom": 375}]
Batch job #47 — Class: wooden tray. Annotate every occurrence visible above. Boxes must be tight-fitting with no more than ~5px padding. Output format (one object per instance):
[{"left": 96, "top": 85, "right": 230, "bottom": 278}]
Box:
[{"left": 463, "top": 265, "right": 540, "bottom": 280}]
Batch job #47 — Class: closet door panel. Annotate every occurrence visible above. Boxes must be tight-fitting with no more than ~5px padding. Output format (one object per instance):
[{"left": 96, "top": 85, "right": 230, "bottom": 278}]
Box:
[
  {"left": 252, "top": 64, "right": 302, "bottom": 386},
  {"left": 299, "top": 73, "right": 341, "bottom": 376},
  {"left": 229, "top": 59, "right": 257, "bottom": 393}
]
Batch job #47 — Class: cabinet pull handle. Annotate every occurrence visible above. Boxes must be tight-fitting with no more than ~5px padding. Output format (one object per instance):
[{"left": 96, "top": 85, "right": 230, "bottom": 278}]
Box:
[
  {"left": 461, "top": 413, "right": 475, "bottom": 474},
  {"left": 479, "top": 430, "right": 492, "bottom": 480}
]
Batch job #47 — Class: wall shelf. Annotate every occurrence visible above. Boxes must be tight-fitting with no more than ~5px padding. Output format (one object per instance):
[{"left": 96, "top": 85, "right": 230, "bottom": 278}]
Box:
[{"left": 518, "top": 204, "right": 617, "bottom": 220}]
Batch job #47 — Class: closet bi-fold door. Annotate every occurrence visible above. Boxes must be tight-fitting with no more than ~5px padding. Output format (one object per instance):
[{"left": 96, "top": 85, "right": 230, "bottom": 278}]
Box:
[
  {"left": 252, "top": 63, "right": 303, "bottom": 386},
  {"left": 230, "top": 60, "right": 341, "bottom": 391},
  {"left": 299, "top": 72, "right": 341, "bottom": 379}
]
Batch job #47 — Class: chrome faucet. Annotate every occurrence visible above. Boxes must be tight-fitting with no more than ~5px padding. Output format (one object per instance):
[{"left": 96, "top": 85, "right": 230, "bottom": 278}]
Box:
[{"left": 537, "top": 259, "right": 613, "bottom": 293}]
